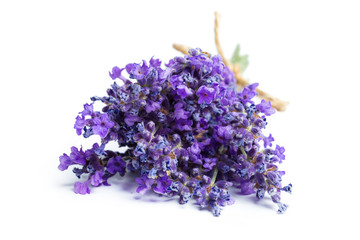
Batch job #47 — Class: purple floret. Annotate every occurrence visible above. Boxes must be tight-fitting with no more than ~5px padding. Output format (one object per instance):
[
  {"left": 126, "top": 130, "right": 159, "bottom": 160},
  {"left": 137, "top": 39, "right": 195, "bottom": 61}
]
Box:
[
  {"left": 58, "top": 153, "right": 72, "bottom": 171},
  {"left": 92, "top": 113, "right": 115, "bottom": 138},
  {"left": 203, "top": 158, "right": 217, "bottom": 171},
  {"left": 106, "top": 156, "right": 126, "bottom": 175},
  {"left": 256, "top": 99, "right": 276, "bottom": 116},
  {"left": 109, "top": 66, "right": 124, "bottom": 80},
  {"left": 196, "top": 86, "right": 215, "bottom": 104},
  {"left": 91, "top": 171, "right": 104, "bottom": 187},
  {"left": 126, "top": 60, "right": 148, "bottom": 80},
  {"left": 176, "top": 85, "right": 193, "bottom": 99},
  {"left": 136, "top": 176, "right": 154, "bottom": 194},
  {"left": 263, "top": 134, "right": 274, "bottom": 148},
  {"left": 173, "top": 102, "right": 189, "bottom": 120},
  {"left": 153, "top": 175, "right": 172, "bottom": 194},
  {"left": 274, "top": 145, "right": 286, "bottom": 162}
]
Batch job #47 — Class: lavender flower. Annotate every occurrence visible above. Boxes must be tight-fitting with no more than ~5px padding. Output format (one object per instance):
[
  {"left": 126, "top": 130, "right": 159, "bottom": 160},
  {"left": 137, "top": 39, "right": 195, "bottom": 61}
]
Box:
[
  {"left": 58, "top": 153, "right": 73, "bottom": 171},
  {"left": 59, "top": 48, "right": 291, "bottom": 216},
  {"left": 106, "top": 156, "right": 126, "bottom": 175},
  {"left": 153, "top": 175, "right": 172, "bottom": 194},
  {"left": 263, "top": 134, "right": 274, "bottom": 148},
  {"left": 74, "top": 115, "right": 86, "bottom": 135},
  {"left": 109, "top": 66, "right": 124, "bottom": 80},
  {"left": 176, "top": 85, "right": 193, "bottom": 99},
  {"left": 136, "top": 176, "right": 154, "bottom": 194},
  {"left": 92, "top": 113, "right": 115, "bottom": 138},
  {"left": 256, "top": 99, "right": 276, "bottom": 116},
  {"left": 126, "top": 61, "right": 148, "bottom": 79},
  {"left": 203, "top": 158, "right": 217, "bottom": 171},
  {"left": 90, "top": 171, "right": 104, "bottom": 187},
  {"left": 74, "top": 181, "right": 90, "bottom": 195},
  {"left": 196, "top": 86, "right": 215, "bottom": 104}
]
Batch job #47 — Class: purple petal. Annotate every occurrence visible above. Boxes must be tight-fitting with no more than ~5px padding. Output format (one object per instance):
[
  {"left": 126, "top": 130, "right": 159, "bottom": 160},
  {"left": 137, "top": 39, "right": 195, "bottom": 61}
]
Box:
[
  {"left": 58, "top": 154, "right": 72, "bottom": 171},
  {"left": 239, "top": 181, "right": 255, "bottom": 195},
  {"left": 90, "top": 171, "right": 104, "bottom": 187},
  {"left": 109, "top": 66, "right": 124, "bottom": 80},
  {"left": 124, "top": 115, "right": 142, "bottom": 126},
  {"left": 74, "top": 181, "right": 90, "bottom": 194},
  {"left": 176, "top": 85, "right": 193, "bottom": 99},
  {"left": 92, "top": 125, "right": 108, "bottom": 138}
]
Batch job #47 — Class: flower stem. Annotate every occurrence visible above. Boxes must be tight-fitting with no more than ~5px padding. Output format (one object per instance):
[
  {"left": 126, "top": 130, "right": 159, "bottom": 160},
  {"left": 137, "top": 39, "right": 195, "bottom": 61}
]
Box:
[
  {"left": 150, "top": 125, "right": 160, "bottom": 142},
  {"left": 240, "top": 146, "right": 247, "bottom": 159},
  {"left": 211, "top": 167, "right": 218, "bottom": 186}
]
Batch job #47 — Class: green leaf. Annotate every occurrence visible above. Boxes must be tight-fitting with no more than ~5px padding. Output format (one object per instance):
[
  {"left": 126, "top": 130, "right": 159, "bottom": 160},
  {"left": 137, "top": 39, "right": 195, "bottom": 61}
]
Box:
[{"left": 231, "top": 44, "right": 249, "bottom": 72}]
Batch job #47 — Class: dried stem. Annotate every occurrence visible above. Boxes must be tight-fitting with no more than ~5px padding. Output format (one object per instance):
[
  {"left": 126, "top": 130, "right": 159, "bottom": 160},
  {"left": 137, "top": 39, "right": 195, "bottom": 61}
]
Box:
[
  {"left": 214, "top": 12, "right": 231, "bottom": 68},
  {"left": 173, "top": 12, "right": 289, "bottom": 112},
  {"left": 211, "top": 167, "right": 218, "bottom": 186},
  {"left": 172, "top": 43, "right": 190, "bottom": 55}
]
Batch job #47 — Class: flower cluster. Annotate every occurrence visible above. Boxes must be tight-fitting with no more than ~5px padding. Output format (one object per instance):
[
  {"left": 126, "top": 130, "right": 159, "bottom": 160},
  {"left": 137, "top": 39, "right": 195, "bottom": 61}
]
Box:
[{"left": 59, "top": 48, "right": 291, "bottom": 216}]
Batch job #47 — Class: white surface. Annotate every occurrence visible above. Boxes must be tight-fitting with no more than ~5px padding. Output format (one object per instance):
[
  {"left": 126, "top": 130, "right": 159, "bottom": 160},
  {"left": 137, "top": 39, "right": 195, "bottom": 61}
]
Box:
[{"left": 1, "top": 0, "right": 359, "bottom": 239}]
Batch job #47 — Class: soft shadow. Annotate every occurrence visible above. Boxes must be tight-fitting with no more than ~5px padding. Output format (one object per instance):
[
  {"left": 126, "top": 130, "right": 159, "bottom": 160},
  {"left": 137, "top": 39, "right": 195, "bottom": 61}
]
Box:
[
  {"left": 110, "top": 172, "right": 138, "bottom": 192},
  {"left": 135, "top": 194, "right": 178, "bottom": 203},
  {"left": 60, "top": 182, "right": 75, "bottom": 188},
  {"left": 231, "top": 188, "right": 276, "bottom": 211},
  {"left": 190, "top": 202, "right": 213, "bottom": 214},
  {"left": 108, "top": 172, "right": 178, "bottom": 203}
]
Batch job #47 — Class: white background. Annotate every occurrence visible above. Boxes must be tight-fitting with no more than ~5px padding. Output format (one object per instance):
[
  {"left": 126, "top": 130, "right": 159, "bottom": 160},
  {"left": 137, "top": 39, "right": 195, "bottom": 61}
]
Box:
[{"left": 1, "top": 0, "right": 359, "bottom": 239}]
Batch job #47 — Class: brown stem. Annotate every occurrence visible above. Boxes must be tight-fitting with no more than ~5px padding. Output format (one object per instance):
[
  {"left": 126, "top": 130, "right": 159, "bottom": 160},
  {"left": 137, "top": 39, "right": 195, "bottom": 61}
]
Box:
[
  {"left": 172, "top": 43, "right": 190, "bottom": 55},
  {"left": 214, "top": 12, "right": 231, "bottom": 68}
]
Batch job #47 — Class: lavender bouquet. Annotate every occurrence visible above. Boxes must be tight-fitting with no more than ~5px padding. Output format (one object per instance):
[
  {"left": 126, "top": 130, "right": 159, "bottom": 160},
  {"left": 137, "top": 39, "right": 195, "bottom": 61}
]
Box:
[{"left": 58, "top": 47, "right": 291, "bottom": 216}]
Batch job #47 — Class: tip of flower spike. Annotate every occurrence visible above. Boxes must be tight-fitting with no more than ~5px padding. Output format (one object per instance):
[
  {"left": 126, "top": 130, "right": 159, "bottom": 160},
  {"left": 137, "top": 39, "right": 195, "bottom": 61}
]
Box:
[
  {"left": 277, "top": 203, "right": 288, "bottom": 214},
  {"left": 281, "top": 183, "right": 293, "bottom": 194},
  {"left": 211, "top": 205, "right": 221, "bottom": 217}
]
